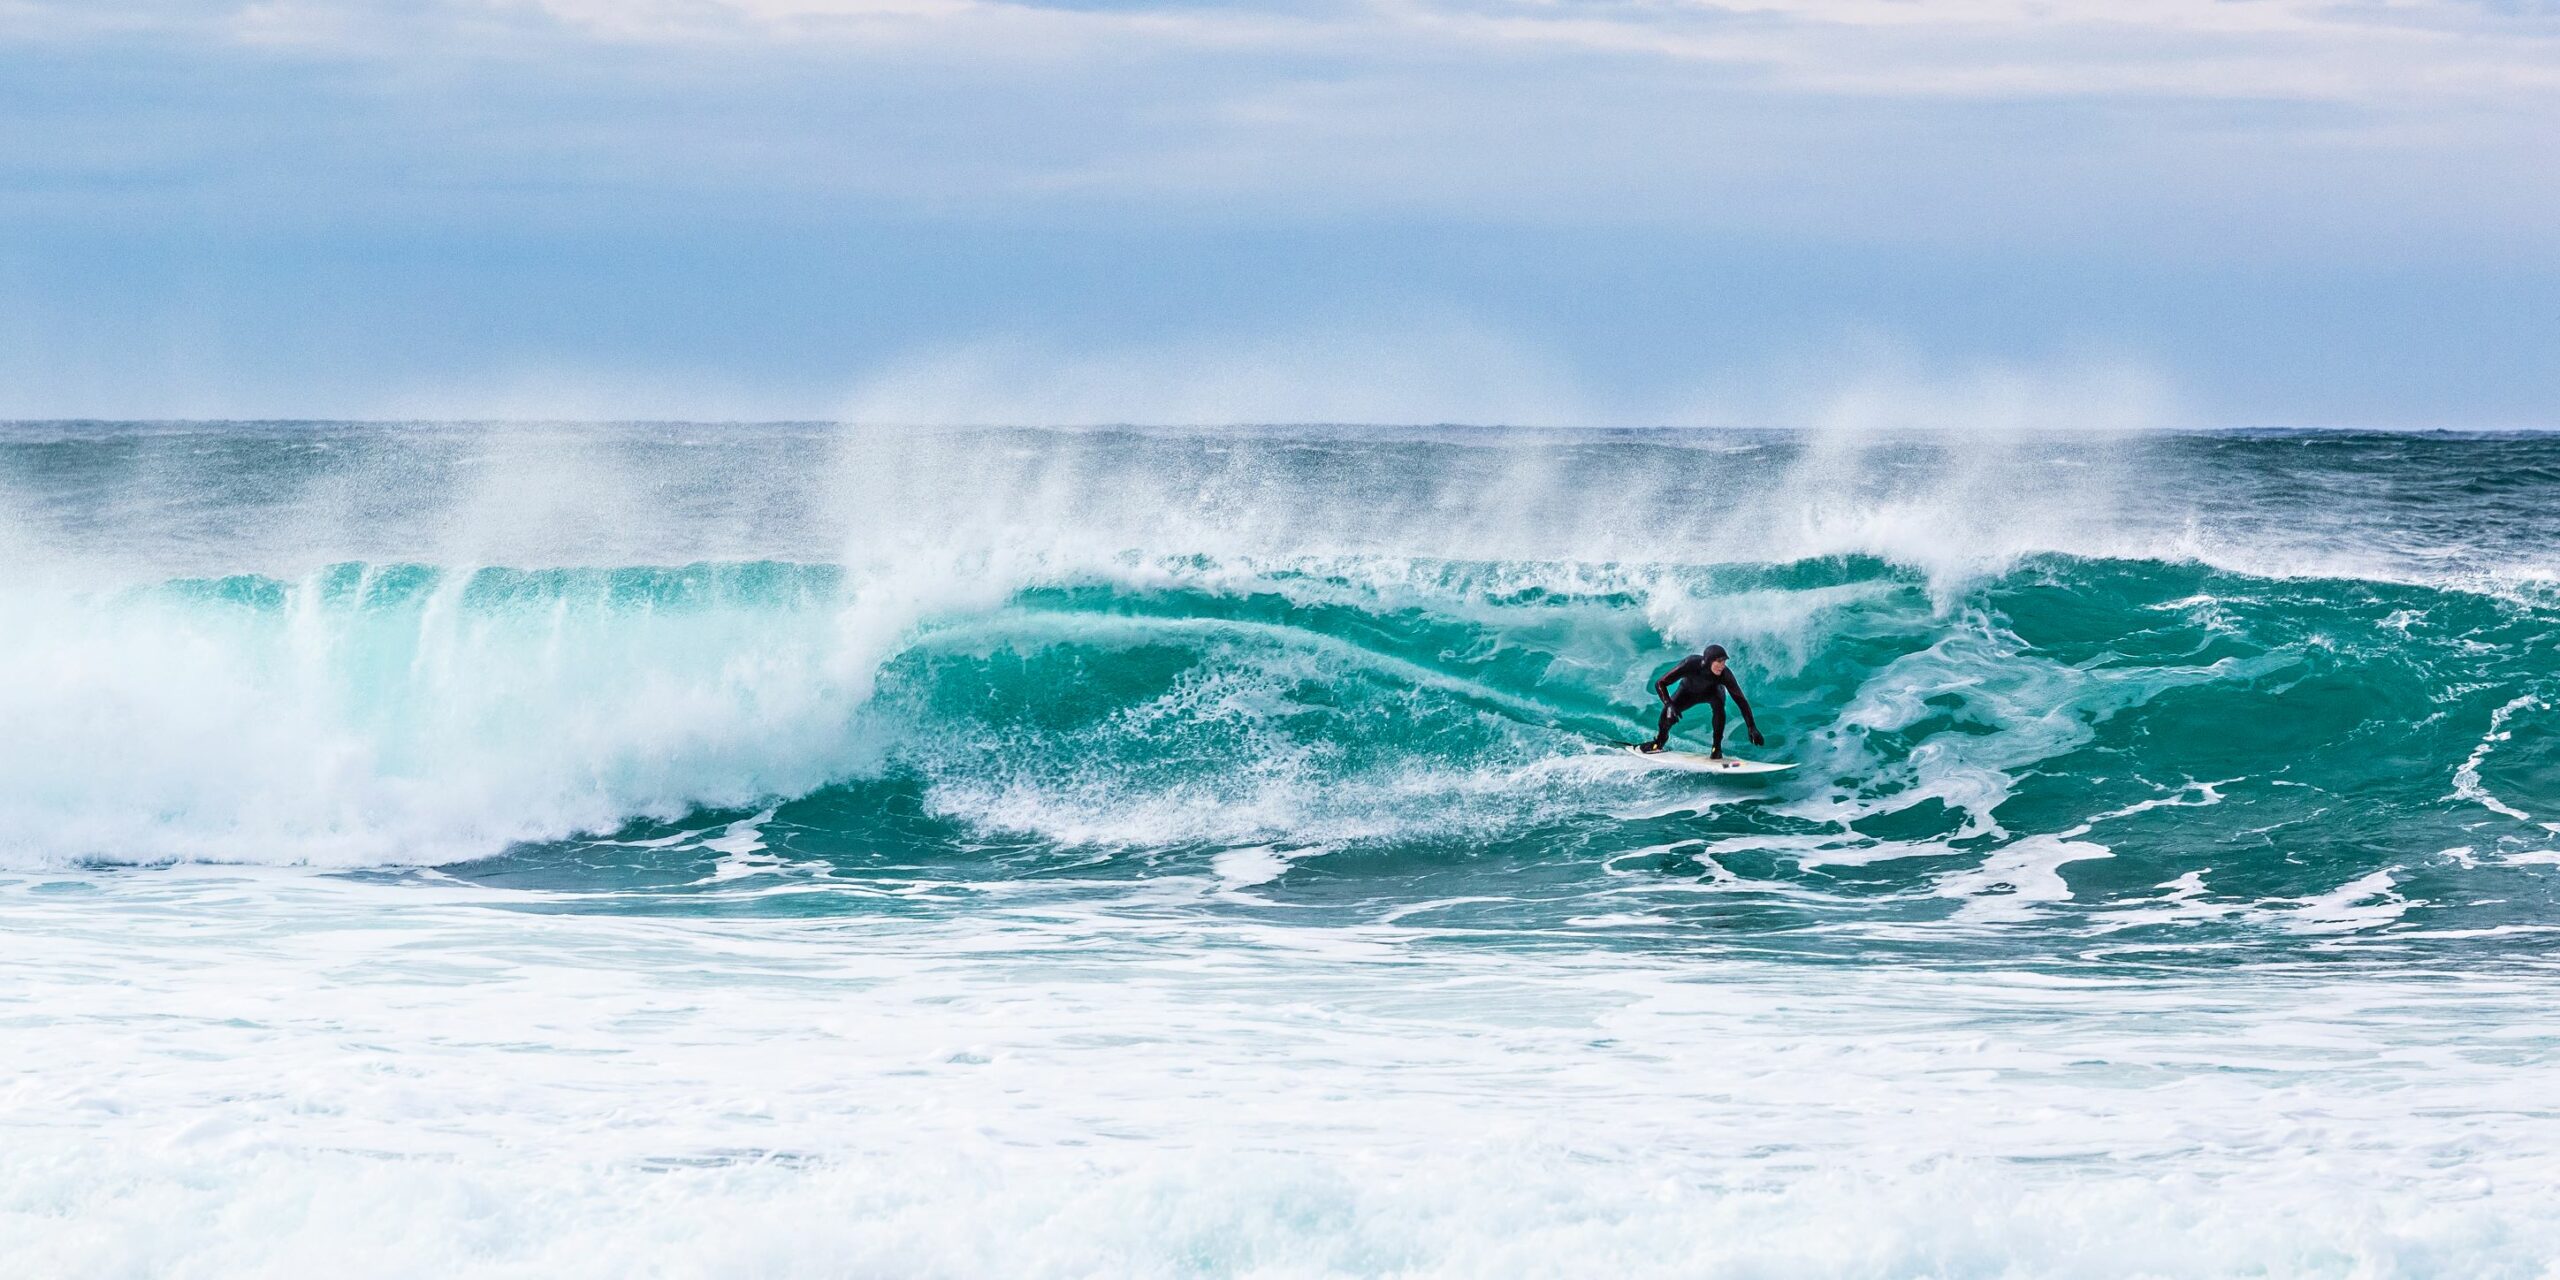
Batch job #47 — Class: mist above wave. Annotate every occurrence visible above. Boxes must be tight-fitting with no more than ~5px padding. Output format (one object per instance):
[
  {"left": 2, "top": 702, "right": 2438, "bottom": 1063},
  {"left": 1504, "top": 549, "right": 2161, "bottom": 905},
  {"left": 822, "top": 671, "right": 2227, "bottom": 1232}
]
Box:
[{"left": 5, "top": 423, "right": 2552, "bottom": 593}]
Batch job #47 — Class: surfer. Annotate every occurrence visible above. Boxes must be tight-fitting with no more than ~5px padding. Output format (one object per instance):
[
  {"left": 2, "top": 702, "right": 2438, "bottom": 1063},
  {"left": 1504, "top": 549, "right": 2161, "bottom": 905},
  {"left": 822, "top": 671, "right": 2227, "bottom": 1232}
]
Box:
[{"left": 1638, "top": 644, "right": 1763, "bottom": 758}]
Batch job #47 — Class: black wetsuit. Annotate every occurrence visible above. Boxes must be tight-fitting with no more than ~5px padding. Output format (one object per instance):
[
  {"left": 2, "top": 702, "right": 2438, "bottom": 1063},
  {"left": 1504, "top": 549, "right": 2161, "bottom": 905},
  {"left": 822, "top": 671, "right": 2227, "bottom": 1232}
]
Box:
[{"left": 1645, "top": 655, "right": 1757, "bottom": 753}]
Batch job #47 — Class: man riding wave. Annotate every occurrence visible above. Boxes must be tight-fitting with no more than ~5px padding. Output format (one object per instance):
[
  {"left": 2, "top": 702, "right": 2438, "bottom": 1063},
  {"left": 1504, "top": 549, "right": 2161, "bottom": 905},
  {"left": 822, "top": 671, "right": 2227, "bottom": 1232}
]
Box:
[{"left": 1638, "top": 643, "right": 1763, "bottom": 758}]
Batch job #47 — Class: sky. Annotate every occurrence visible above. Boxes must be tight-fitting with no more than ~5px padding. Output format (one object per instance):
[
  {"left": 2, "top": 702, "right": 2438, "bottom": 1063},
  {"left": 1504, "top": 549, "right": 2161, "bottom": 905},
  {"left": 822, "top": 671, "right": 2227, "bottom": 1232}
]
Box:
[{"left": 0, "top": 0, "right": 2555, "bottom": 426}]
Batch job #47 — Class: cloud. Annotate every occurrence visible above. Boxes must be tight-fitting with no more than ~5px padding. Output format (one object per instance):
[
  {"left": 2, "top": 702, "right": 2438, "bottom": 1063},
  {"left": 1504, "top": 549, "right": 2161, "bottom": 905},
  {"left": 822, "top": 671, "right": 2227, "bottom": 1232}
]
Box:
[
  {"left": 10, "top": 1, "right": 2556, "bottom": 196},
  {"left": 10, "top": 0, "right": 2550, "bottom": 241},
  {"left": 264, "top": 0, "right": 2560, "bottom": 108},
  {"left": 1, "top": 0, "right": 2551, "bottom": 424},
  {"left": 1412, "top": 0, "right": 2560, "bottom": 105},
  {"left": 11, "top": 0, "right": 2558, "bottom": 113}
]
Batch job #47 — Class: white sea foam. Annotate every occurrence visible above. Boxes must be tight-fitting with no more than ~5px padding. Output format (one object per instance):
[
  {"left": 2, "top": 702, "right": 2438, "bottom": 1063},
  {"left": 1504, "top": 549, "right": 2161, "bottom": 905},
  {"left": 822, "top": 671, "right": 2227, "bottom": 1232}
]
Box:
[
  {"left": 1209, "top": 845, "right": 1299, "bottom": 888},
  {"left": 701, "top": 809, "right": 785, "bottom": 882},
  {"left": 6, "top": 870, "right": 2559, "bottom": 1278},
  {"left": 1933, "top": 783, "right": 2228, "bottom": 923},
  {"left": 1937, "top": 834, "right": 2117, "bottom": 922},
  {"left": 2453, "top": 695, "right": 2541, "bottom": 824},
  {"left": 2278, "top": 869, "right": 2411, "bottom": 935}
]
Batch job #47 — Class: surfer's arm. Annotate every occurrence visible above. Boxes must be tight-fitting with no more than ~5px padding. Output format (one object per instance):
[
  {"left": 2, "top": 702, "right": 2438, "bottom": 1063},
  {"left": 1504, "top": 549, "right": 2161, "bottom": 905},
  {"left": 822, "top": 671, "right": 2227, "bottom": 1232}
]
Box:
[
  {"left": 1653, "top": 657, "right": 1699, "bottom": 701},
  {"left": 1725, "top": 672, "right": 1765, "bottom": 744}
]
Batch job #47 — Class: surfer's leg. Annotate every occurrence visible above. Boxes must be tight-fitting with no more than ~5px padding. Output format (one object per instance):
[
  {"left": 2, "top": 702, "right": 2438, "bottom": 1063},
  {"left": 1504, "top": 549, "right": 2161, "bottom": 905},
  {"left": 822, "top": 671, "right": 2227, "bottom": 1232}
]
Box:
[
  {"left": 1708, "top": 700, "right": 1728, "bottom": 758},
  {"left": 1644, "top": 702, "right": 1682, "bottom": 751}
]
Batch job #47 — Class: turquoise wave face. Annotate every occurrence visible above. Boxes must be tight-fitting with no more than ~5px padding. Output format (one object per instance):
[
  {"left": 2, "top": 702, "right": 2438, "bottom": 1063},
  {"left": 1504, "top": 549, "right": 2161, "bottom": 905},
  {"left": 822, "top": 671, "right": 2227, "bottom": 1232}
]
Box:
[
  {"left": 13, "top": 545, "right": 2548, "bottom": 960},
  {"left": 765, "top": 555, "right": 2559, "bottom": 959}
]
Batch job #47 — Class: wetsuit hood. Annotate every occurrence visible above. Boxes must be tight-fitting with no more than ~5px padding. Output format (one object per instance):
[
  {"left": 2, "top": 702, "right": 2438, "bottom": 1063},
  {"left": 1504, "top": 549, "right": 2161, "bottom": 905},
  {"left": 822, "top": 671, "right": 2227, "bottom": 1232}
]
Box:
[{"left": 1700, "top": 644, "right": 1728, "bottom": 663}]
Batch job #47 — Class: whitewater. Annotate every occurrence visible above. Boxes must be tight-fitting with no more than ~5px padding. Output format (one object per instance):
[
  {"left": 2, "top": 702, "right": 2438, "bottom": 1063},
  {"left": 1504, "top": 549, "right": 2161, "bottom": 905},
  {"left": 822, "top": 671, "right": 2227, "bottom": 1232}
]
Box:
[{"left": 4, "top": 422, "right": 2558, "bottom": 1277}]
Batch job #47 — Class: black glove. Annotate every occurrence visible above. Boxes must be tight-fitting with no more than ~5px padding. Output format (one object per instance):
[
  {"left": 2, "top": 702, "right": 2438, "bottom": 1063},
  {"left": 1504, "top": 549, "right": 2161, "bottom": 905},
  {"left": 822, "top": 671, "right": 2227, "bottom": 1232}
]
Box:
[{"left": 1748, "top": 728, "right": 1765, "bottom": 747}]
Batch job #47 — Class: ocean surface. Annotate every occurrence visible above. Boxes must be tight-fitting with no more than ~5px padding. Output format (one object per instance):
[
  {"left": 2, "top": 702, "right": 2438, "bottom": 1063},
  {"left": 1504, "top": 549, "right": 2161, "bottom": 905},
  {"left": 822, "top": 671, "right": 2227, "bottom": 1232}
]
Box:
[{"left": 4, "top": 422, "right": 2557, "bottom": 1277}]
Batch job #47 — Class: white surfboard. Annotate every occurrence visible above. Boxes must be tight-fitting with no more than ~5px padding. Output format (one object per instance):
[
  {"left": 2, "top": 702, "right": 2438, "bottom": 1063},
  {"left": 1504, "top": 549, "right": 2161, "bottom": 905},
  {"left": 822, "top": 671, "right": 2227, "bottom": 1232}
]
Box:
[{"left": 1623, "top": 747, "right": 1796, "bottom": 775}]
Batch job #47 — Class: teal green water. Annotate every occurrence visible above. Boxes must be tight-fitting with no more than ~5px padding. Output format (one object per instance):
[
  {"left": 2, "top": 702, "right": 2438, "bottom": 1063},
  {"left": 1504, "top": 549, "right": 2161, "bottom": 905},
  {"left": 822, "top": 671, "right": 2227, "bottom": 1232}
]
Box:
[
  {"left": 397, "top": 553, "right": 2560, "bottom": 957},
  {"left": 3, "top": 425, "right": 2555, "bottom": 961}
]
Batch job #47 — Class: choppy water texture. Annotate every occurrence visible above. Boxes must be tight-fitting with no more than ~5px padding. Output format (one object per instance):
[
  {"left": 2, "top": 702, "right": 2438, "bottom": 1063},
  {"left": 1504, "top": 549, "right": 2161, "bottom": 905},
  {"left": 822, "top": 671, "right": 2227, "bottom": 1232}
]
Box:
[{"left": 5, "top": 423, "right": 2558, "bottom": 1277}]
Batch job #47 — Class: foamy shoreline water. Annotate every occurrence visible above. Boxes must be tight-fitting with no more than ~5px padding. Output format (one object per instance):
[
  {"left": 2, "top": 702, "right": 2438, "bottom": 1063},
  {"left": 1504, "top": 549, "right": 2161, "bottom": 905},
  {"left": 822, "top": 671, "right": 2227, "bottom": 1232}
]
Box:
[{"left": 9, "top": 868, "right": 2558, "bottom": 1279}]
